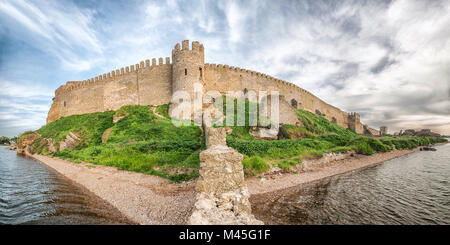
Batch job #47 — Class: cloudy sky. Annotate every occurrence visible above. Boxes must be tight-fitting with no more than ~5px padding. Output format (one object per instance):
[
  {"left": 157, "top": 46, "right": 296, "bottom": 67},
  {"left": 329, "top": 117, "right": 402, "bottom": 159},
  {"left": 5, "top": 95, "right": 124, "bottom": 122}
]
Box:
[{"left": 0, "top": 0, "right": 449, "bottom": 137}]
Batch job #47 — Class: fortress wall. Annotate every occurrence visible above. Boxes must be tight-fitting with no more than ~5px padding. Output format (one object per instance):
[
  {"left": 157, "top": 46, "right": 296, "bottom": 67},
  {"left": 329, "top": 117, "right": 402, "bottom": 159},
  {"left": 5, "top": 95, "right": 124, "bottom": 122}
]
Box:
[
  {"left": 367, "top": 126, "right": 380, "bottom": 136},
  {"left": 47, "top": 57, "right": 174, "bottom": 123},
  {"left": 48, "top": 79, "right": 105, "bottom": 123},
  {"left": 138, "top": 57, "right": 172, "bottom": 106},
  {"left": 203, "top": 64, "right": 350, "bottom": 128},
  {"left": 47, "top": 40, "right": 365, "bottom": 132},
  {"left": 65, "top": 80, "right": 104, "bottom": 115},
  {"left": 103, "top": 65, "right": 139, "bottom": 111}
]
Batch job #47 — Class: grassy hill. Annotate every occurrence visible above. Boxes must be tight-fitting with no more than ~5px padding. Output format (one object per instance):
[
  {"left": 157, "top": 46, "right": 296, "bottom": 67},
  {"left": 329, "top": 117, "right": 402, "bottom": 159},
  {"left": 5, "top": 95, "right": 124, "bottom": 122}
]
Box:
[
  {"left": 226, "top": 108, "right": 447, "bottom": 176},
  {"left": 21, "top": 103, "right": 447, "bottom": 181},
  {"left": 29, "top": 105, "right": 202, "bottom": 182}
]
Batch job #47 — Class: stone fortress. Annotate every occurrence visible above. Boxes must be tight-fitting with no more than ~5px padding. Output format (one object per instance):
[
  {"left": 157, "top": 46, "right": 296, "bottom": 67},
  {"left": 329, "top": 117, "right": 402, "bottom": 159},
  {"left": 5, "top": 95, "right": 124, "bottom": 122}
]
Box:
[{"left": 47, "top": 40, "right": 385, "bottom": 135}]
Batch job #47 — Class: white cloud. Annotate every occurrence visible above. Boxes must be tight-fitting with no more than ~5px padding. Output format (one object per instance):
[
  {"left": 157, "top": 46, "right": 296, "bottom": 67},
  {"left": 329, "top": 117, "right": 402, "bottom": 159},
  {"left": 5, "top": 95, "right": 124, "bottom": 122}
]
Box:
[
  {"left": 0, "top": 0, "right": 102, "bottom": 71},
  {"left": 0, "top": 80, "right": 53, "bottom": 98},
  {"left": 0, "top": 0, "right": 449, "bottom": 135}
]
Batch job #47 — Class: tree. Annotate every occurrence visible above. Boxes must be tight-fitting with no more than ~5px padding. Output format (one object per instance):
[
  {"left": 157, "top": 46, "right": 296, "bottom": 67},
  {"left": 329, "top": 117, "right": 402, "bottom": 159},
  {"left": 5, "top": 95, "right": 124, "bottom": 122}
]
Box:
[{"left": 0, "top": 136, "right": 10, "bottom": 145}]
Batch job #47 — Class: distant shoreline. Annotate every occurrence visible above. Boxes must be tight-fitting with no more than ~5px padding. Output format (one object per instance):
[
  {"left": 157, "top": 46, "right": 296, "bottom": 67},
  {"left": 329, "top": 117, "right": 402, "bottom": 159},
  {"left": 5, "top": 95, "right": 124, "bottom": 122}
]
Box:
[
  {"left": 247, "top": 142, "right": 447, "bottom": 196},
  {"left": 27, "top": 142, "right": 446, "bottom": 225}
]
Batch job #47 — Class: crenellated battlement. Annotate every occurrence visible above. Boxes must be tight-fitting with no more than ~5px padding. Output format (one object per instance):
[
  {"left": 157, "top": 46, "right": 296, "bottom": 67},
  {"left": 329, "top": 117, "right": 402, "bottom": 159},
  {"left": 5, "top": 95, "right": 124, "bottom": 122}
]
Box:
[
  {"left": 55, "top": 56, "right": 172, "bottom": 96},
  {"left": 172, "top": 40, "right": 204, "bottom": 55},
  {"left": 48, "top": 39, "right": 370, "bottom": 133},
  {"left": 204, "top": 63, "right": 318, "bottom": 100}
]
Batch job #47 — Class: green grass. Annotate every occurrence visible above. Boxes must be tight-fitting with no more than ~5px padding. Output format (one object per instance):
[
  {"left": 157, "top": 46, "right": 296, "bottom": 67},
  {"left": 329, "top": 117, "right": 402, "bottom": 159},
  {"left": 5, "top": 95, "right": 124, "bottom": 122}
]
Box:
[
  {"left": 226, "top": 107, "right": 447, "bottom": 174},
  {"left": 155, "top": 104, "right": 170, "bottom": 119},
  {"left": 242, "top": 156, "right": 271, "bottom": 176},
  {"left": 277, "top": 159, "right": 297, "bottom": 170},
  {"left": 20, "top": 100, "right": 448, "bottom": 180},
  {"left": 30, "top": 104, "right": 202, "bottom": 182}
]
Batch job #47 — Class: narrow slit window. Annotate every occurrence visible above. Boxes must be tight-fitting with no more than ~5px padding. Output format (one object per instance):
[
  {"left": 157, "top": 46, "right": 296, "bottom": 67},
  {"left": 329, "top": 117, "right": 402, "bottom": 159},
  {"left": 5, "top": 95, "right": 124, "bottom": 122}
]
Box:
[
  {"left": 185, "top": 68, "right": 187, "bottom": 75},
  {"left": 199, "top": 67, "right": 202, "bottom": 78}
]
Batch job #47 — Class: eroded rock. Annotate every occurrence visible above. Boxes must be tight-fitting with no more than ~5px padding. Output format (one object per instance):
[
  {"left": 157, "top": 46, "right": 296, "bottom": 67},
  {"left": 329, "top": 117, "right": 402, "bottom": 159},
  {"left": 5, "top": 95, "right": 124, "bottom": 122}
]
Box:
[
  {"left": 204, "top": 127, "right": 227, "bottom": 148},
  {"left": 44, "top": 138, "right": 57, "bottom": 153},
  {"left": 249, "top": 126, "right": 278, "bottom": 140},
  {"left": 59, "top": 132, "right": 81, "bottom": 151},
  {"left": 17, "top": 132, "right": 40, "bottom": 155}
]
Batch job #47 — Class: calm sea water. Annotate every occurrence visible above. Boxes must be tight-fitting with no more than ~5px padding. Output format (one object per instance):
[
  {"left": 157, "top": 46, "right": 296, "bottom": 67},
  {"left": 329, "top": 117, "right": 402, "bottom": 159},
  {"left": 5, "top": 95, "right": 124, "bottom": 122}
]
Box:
[
  {"left": 0, "top": 146, "right": 132, "bottom": 224},
  {"left": 2, "top": 143, "right": 449, "bottom": 225},
  {"left": 251, "top": 143, "right": 450, "bottom": 225}
]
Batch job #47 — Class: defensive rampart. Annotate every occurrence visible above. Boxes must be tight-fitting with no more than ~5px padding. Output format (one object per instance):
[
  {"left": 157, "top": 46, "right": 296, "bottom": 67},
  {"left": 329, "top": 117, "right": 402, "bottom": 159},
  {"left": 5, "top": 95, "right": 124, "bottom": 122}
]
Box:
[
  {"left": 48, "top": 57, "right": 172, "bottom": 123},
  {"left": 47, "top": 40, "right": 378, "bottom": 135}
]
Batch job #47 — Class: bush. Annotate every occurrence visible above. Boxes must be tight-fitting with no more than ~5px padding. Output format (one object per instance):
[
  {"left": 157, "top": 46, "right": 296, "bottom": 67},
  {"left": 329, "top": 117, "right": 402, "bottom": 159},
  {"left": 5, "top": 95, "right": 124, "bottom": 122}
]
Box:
[
  {"left": 242, "top": 156, "right": 271, "bottom": 176},
  {"left": 277, "top": 160, "right": 297, "bottom": 171},
  {"left": 155, "top": 104, "right": 170, "bottom": 119},
  {"left": 0, "top": 136, "right": 10, "bottom": 144}
]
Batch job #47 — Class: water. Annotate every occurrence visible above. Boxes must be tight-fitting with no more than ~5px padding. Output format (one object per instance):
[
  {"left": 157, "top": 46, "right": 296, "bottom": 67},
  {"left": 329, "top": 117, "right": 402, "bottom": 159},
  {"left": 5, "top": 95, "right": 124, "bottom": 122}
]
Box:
[
  {"left": 251, "top": 143, "right": 450, "bottom": 225},
  {"left": 0, "top": 146, "right": 133, "bottom": 224}
]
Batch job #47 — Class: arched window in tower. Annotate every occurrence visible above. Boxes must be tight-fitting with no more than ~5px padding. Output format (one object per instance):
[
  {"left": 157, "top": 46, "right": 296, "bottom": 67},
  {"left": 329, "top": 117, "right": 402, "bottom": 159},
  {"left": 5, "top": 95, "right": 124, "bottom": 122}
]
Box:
[
  {"left": 185, "top": 68, "right": 187, "bottom": 76},
  {"left": 64, "top": 101, "right": 66, "bottom": 107},
  {"left": 291, "top": 99, "right": 298, "bottom": 108},
  {"left": 199, "top": 67, "right": 202, "bottom": 79},
  {"left": 243, "top": 88, "right": 248, "bottom": 95}
]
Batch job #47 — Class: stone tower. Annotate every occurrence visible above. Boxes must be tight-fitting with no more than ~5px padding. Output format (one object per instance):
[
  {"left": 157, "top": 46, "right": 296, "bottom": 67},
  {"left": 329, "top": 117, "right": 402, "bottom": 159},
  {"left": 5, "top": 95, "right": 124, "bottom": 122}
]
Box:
[
  {"left": 348, "top": 112, "right": 363, "bottom": 134},
  {"left": 171, "top": 40, "right": 205, "bottom": 100},
  {"left": 380, "top": 126, "right": 388, "bottom": 136}
]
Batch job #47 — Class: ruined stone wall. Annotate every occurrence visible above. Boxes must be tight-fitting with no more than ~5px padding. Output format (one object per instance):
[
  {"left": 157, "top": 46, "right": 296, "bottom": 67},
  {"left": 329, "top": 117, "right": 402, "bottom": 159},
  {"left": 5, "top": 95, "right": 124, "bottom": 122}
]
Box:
[
  {"left": 189, "top": 127, "right": 263, "bottom": 225},
  {"left": 365, "top": 126, "right": 380, "bottom": 136},
  {"left": 348, "top": 112, "right": 364, "bottom": 134},
  {"left": 203, "top": 64, "right": 350, "bottom": 129}
]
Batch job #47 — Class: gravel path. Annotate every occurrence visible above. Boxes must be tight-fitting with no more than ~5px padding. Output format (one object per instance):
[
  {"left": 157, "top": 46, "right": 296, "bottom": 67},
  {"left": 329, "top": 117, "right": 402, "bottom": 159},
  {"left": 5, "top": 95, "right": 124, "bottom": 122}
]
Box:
[{"left": 32, "top": 155, "right": 196, "bottom": 225}]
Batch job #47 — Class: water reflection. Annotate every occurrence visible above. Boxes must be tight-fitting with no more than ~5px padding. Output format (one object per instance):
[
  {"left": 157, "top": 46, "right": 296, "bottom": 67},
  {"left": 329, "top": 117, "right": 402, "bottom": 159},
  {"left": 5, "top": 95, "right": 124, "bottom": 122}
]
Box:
[
  {"left": 251, "top": 144, "right": 450, "bottom": 225},
  {"left": 0, "top": 146, "right": 133, "bottom": 225}
]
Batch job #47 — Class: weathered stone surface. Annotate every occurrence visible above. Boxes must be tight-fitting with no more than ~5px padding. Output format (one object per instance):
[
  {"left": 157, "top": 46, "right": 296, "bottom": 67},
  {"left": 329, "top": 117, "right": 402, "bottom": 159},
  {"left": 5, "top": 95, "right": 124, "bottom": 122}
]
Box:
[
  {"left": 224, "top": 127, "right": 233, "bottom": 135},
  {"left": 25, "top": 145, "right": 33, "bottom": 156},
  {"left": 47, "top": 40, "right": 370, "bottom": 135},
  {"left": 204, "top": 127, "right": 227, "bottom": 148},
  {"left": 249, "top": 127, "right": 279, "bottom": 140},
  {"left": 17, "top": 132, "right": 40, "bottom": 155},
  {"left": 197, "top": 145, "right": 244, "bottom": 195},
  {"left": 7, "top": 142, "right": 17, "bottom": 151},
  {"left": 189, "top": 126, "right": 263, "bottom": 225},
  {"left": 45, "top": 138, "right": 57, "bottom": 153},
  {"left": 301, "top": 151, "right": 354, "bottom": 171},
  {"left": 189, "top": 190, "right": 263, "bottom": 225},
  {"left": 59, "top": 132, "right": 81, "bottom": 151}
]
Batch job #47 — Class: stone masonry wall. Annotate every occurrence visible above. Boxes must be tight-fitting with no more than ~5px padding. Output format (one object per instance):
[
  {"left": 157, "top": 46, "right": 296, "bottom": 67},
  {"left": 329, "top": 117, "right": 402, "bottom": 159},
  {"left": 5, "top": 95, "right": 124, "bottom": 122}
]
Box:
[
  {"left": 203, "top": 64, "right": 350, "bottom": 129},
  {"left": 189, "top": 127, "right": 263, "bottom": 225},
  {"left": 47, "top": 58, "right": 173, "bottom": 123},
  {"left": 47, "top": 40, "right": 369, "bottom": 133}
]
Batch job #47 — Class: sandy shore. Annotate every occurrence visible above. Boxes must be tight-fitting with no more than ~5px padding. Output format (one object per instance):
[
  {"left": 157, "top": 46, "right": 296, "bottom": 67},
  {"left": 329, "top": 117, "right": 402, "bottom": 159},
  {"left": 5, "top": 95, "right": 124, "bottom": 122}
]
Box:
[
  {"left": 30, "top": 143, "right": 444, "bottom": 224},
  {"left": 32, "top": 154, "right": 196, "bottom": 225}
]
